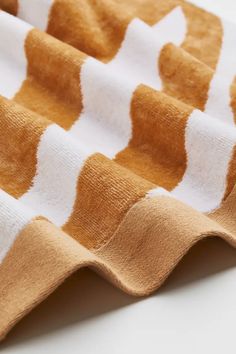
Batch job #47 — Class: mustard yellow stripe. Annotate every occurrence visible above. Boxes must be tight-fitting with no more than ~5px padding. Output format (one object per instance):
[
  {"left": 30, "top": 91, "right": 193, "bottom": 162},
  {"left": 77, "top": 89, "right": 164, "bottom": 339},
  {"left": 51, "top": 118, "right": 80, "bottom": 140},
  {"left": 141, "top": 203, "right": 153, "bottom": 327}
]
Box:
[
  {"left": 116, "top": 85, "right": 191, "bottom": 189},
  {"left": 0, "top": 96, "right": 50, "bottom": 197},
  {"left": 14, "top": 28, "right": 86, "bottom": 129}
]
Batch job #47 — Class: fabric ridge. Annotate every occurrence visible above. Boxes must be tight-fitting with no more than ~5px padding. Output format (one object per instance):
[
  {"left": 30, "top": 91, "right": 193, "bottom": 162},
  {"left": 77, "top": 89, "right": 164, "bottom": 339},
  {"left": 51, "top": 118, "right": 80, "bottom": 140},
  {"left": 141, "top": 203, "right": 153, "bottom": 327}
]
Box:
[{"left": 0, "top": 0, "right": 236, "bottom": 339}]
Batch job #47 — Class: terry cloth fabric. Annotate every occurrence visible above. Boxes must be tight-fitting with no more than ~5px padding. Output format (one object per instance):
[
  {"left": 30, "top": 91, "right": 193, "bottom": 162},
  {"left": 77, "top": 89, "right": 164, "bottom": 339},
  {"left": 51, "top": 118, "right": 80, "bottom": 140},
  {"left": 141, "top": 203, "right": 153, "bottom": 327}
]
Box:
[{"left": 1, "top": 0, "right": 236, "bottom": 340}]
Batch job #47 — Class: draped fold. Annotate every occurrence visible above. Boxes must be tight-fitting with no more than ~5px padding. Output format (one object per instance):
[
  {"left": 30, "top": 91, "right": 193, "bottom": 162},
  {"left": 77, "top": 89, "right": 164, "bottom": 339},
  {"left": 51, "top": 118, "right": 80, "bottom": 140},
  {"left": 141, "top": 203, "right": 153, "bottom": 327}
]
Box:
[{"left": 0, "top": 0, "right": 236, "bottom": 339}]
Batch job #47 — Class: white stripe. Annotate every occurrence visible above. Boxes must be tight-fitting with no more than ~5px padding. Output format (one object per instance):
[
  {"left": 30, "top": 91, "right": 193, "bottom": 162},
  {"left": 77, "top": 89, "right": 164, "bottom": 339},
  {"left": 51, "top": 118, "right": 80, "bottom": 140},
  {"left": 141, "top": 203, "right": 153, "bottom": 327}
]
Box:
[
  {"left": 70, "top": 7, "right": 187, "bottom": 158},
  {"left": 172, "top": 110, "right": 236, "bottom": 212},
  {"left": 147, "top": 187, "right": 172, "bottom": 198},
  {"left": 20, "top": 124, "right": 90, "bottom": 226},
  {"left": 18, "top": 0, "right": 54, "bottom": 31},
  {"left": 204, "top": 19, "right": 236, "bottom": 125},
  {"left": 0, "top": 11, "right": 32, "bottom": 98},
  {"left": 0, "top": 190, "right": 35, "bottom": 263}
]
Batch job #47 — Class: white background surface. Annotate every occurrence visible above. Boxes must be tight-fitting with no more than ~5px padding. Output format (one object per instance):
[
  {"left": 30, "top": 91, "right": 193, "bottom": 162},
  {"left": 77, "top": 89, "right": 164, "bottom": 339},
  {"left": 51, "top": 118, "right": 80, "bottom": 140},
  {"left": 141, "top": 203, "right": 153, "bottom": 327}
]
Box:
[{"left": 2, "top": 1, "right": 236, "bottom": 353}]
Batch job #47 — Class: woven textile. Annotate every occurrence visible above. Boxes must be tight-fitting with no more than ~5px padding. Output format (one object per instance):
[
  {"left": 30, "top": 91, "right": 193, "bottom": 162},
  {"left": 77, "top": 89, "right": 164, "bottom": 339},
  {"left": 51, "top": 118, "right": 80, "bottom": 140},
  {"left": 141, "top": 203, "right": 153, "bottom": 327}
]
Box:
[{"left": 1, "top": 0, "right": 236, "bottom": 339}]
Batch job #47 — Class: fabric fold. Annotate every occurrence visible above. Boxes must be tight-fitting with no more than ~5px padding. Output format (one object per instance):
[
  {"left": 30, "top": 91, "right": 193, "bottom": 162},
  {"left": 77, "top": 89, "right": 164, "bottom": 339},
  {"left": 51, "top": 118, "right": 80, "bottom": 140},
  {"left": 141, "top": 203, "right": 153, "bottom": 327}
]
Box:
[
  {"left": 1, "top": 0, "right": 236, "bottom": 339},
  {"left": 1, "top": 191, "right": 236, "bottom": 340}
]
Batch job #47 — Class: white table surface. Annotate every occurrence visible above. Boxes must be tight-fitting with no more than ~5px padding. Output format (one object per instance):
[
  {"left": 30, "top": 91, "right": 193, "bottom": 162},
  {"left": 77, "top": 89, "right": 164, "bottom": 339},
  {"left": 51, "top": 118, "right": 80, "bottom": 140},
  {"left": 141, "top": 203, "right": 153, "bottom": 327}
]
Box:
[{"left": 2, "top": 1, "right": 236, "bottom": 353}]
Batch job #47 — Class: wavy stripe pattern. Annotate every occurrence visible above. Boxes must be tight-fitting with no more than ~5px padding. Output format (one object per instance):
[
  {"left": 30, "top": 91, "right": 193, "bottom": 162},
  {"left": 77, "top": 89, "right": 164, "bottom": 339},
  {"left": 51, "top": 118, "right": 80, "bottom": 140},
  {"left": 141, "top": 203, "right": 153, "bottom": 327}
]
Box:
[{"left": 0, "top": 0, "right": 236, "bottom": 340}]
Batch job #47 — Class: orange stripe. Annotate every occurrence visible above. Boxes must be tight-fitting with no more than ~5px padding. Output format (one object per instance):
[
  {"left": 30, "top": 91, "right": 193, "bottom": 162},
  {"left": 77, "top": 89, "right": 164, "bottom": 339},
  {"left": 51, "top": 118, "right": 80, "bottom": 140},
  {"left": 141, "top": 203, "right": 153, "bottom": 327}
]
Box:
[
  {"left": 182, "top": 2, "right": 222, "bottom": 69},
  {"left": 0, "top": 0, "right": 18, "bottom": 15},
  {"left": 160, "top": 43, "right": 213, "bottom": 110},
  {"left": 14, "top": 29, "right": 86, "bottom": 129},
  {"left": 231, "top": 76, "right": 236, "bottom": 124},
  {"left": 63, "top": 153, "right": 154, "bottom": 249},
  {"left": 116, "top": 85, "right": 191, "bottom": 189},
  {"left": 0, "top": 96, "right": 50, "bottom": 197}
]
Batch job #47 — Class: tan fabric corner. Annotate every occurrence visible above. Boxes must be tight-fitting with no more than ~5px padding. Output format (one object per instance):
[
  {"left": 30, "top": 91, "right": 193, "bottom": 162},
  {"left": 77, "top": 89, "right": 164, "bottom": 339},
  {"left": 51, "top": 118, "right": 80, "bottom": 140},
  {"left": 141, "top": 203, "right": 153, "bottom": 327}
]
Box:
[{"left": 0, "top": 219, "right": 93, "bottom": 340}]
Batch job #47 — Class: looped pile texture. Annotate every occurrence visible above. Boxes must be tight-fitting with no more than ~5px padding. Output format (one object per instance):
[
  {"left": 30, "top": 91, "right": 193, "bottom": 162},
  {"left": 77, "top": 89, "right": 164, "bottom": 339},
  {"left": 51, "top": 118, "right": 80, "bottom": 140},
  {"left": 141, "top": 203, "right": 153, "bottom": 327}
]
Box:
[{"left": 1, "top": 0, "right": 236, "bottom": 340}]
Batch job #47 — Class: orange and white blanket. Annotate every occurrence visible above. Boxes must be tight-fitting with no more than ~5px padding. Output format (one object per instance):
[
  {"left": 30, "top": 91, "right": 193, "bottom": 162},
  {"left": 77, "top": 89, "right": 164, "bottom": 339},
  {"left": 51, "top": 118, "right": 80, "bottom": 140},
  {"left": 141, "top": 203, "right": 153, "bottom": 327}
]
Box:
[{"left": 0, "top": 0, "right": 236, "bottom": 339}]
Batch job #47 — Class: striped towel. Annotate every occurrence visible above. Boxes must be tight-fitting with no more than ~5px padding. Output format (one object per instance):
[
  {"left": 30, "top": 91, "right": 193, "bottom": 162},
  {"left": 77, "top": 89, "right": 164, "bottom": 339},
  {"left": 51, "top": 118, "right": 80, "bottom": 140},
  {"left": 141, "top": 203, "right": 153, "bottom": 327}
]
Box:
[{"left": 1, "top": 0, "right": 236, "bottom": 340}]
